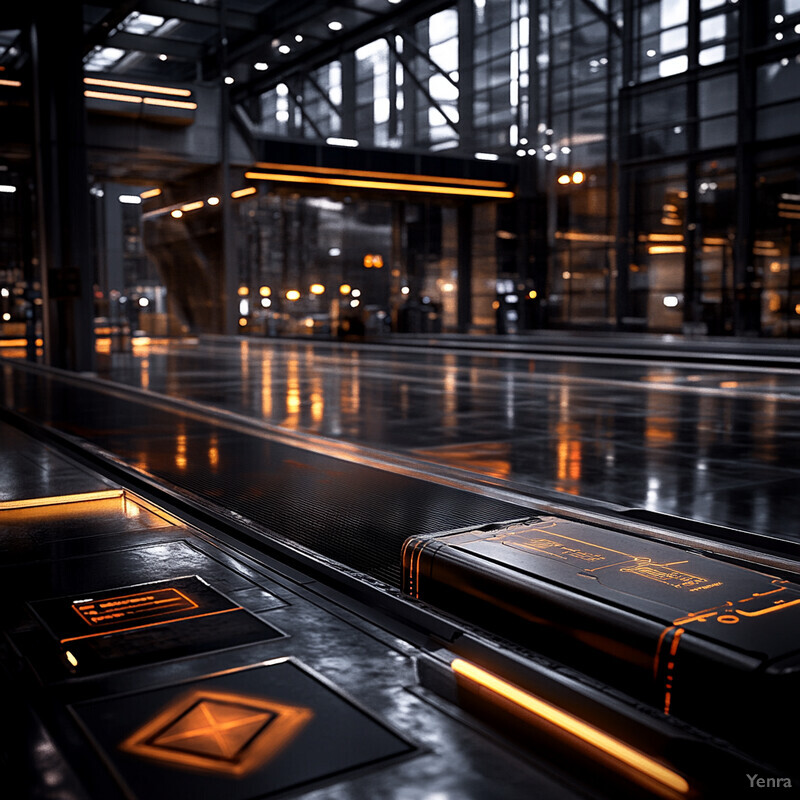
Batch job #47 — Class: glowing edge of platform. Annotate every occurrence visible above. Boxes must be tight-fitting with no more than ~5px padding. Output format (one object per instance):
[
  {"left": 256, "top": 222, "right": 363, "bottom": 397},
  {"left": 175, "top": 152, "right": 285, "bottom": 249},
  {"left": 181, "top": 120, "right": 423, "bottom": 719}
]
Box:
[
  {"left": 450, "top": 657, "right": 690, "bottom": 796},
  {"left": 0, "top": 489, "right": 124, "bottom": 511}
]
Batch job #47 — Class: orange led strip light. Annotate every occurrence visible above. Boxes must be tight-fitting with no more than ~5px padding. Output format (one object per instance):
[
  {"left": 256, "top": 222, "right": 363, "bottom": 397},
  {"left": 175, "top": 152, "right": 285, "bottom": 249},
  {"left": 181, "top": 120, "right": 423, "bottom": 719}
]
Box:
[
  {"left": 255, "top": 161, "right": 509, "bottom": 188},
  {"left": 244, "top": 171, "right": 515, "bottom": 199},
  {"left": 84, "top": 77, "right": 192, "bottom": 97},
  {"left": 451, "top": 658, "right": 690, "bottom": 796},
  {"left": 0, "top": 489, "right": 123, "bottom": 511}
]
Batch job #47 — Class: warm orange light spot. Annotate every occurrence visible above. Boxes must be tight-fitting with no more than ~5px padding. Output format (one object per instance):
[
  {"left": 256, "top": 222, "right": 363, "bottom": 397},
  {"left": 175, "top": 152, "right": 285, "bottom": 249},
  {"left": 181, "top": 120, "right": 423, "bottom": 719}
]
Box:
[
  {"left": 65, "top": 650, "right": 78, "bottom": 667},
  {"left": 309, "top": 283, "right": 325, "bottom": 295},
  {"left": 231, "top": 186, "right": 257, "bottom": 198},
  {"left": 339, "top": 284, "right": 351, "bottom": 295},
  {"left": 492, "top": 300, "right": 500, "bottom": 310},
  {"left": 286, "top": 290, "right": 301, "bottom": 301},
  {"left": 528, "top": 290, "right": 537, "bottom": 299},
  {"left": 140, "top": 187, "right": 162, "bottom": 199},
  {"left": 181, "top": 200, "right": 204, "bottom": 212},
  {"left": 451, "top": 659, "right": 689, "bottom": 796},
  {"left": 171, "top": 209, "right": 183, "bottom": 219},
  {"left": 253, "top": 160, "right": 508, "bottom": 188},
  {"left": 238, "top": 318, "right": 248, "bottom": 327},
  {"left": 572, "top": 171, "right": 585, "bottom": 184},
  {"left": 259, "top": 285, "right": 271, "bottom": 297},
  {"left": 648, "top": 245, "right": 686, "bottom": 255},
  {"left": 238, "top": 286, "right": 249, "bottom": 296},
  {"left": 558, "top": 174, "right": 571, "bottom": 185}
]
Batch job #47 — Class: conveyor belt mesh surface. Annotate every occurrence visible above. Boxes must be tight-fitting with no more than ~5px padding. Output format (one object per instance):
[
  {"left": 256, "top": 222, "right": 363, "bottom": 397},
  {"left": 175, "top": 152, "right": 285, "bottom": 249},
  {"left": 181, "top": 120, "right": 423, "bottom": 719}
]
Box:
[{"left": 3, "top": 367, "right": 530, "bottom": 586}]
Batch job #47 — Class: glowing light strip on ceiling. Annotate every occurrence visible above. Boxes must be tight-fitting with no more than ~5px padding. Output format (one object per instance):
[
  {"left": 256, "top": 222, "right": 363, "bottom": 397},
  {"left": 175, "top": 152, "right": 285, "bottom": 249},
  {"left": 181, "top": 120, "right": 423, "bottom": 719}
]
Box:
[
  {"left": 84, "top": 90, "right": 197, "bottom": 110},
  {"left": 254, "top": 161, "right": 509, "bottom": 188},
  {"left": 244, "top": 171, "right": 515, "bottom": 199},
  {"left": 84, "top": 77, "right": 192, "bottom": 97}
]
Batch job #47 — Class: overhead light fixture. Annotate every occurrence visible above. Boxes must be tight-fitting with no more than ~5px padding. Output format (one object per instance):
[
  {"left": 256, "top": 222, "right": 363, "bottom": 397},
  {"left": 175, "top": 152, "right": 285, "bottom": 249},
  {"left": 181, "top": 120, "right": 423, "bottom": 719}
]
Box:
[
  {"left": 254, "top": 62, "right": 269, "bottom": 71},
  {"left": 278, "top": 44, "right": 291, "bottom": 54},
  {"left": 224, "top": 76, "right": 235, "bottom": 85},
  {"left": 295, "top": 34, "right": 304, "bottom": 43},
  {"left": 474, "top": 152, "right": 499, "bottom": 161},
  {"left": 328, "top": 20, "right": 343, "bottom": 31},
  {"left": 0, "top": 185, "right": 17, "bottom": 193},
  {"left": 119, "top": 194, "right": 142, "bottom": 204},
  {"left": 326, "top": 137, "right": 359, "bottom": 147},
  {"left": 84, "top": 77, "right": 192, "bottom": 97},
  {"left": 244, "top": 171, "right": 515, "bottom": 199},
  {"left": 158, "top": 54, "right": 167, "bottom": 61},
  {"left": 255, "top": 161, "right": 507, "bottom": 189}
]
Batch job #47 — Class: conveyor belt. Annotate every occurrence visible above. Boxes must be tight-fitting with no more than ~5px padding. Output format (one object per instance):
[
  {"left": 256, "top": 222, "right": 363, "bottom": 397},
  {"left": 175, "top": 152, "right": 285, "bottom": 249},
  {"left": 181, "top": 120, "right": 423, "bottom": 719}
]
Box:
[
  {"left": 3, "top": 364, "right": 795, "bottom": 796},
  {"left": 1, "top": 363, "right": 532, "bottom": 587}
]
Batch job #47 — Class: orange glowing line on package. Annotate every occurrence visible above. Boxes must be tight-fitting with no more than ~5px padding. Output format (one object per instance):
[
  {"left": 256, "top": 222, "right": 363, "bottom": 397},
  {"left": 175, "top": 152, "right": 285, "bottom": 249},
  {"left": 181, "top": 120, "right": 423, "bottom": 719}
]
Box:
[
  {"left": 180, "top": 200, "right": 204, "bottom": 212},
  {"left": 244, "top": 171, "right": 515, "bottom": 199},
  {"left": 140, "top": 188, "right": 162, "bottom": 199},
  {"left": 451, "top": 658, "right": 689, "bottom": 795},
  {"left": 231, "top": 186, "right": 257, "bottom": 198},
  {"left": 663, "top": 627, "right": 685, "bottom": 715},
  {"left": 59, "top": 607, "right": 241, "bottom": 643},
  {"left": 737, "top": 597, "right": 800, "bottom": 617},
  {"left": 653, "top": 625, "right": 674, "bottom": 679},
  {"left": 254, "top": 161, "right": 508, "bottom": 188},
  {"left": 84, "top": 77, "right": 192, "bottom": 97}
]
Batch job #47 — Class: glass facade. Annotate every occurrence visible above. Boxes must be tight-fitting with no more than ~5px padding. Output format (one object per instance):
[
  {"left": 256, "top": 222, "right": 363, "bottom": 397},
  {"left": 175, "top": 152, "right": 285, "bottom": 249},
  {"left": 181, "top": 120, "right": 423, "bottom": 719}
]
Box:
[
  {"left": 13, "top": 1, "right": 798, "bottom": 342},
  {"left": 219, "top": 1, "right": 800, "bottom": 337}
]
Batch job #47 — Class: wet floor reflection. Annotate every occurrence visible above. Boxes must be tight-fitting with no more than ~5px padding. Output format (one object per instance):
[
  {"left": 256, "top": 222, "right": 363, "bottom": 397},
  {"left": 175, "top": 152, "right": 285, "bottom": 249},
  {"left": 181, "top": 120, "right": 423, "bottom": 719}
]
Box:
[{"left": 97, "top": 339, "right": 800, "bottom": 541}]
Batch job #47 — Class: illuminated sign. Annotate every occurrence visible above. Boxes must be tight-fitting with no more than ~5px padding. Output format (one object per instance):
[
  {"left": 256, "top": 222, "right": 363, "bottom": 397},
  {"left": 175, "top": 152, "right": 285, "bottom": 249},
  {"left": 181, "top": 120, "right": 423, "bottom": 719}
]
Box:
[
  {"left": 29, "top": 575, "right": 284, "bottom": 673},
  {"left": 72, "top": 587, "right": 199, "bottom": 629},
  {"left": 121, "top": 689, "right": 313, "bottom": 776}
]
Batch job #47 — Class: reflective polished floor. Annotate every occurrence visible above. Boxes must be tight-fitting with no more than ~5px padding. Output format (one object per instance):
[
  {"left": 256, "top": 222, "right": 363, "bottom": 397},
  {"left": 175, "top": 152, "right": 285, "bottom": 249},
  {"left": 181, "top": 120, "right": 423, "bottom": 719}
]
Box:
[{"left": 95, "top": 336, "right": 800, "bottom": 542}]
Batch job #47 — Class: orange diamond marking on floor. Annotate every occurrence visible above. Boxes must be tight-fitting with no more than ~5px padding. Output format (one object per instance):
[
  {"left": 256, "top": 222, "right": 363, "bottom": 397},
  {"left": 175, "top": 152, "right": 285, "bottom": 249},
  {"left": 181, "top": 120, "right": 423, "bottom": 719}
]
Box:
[{"left": 121, "top": 689, "right": 313, "bottom": 776}]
